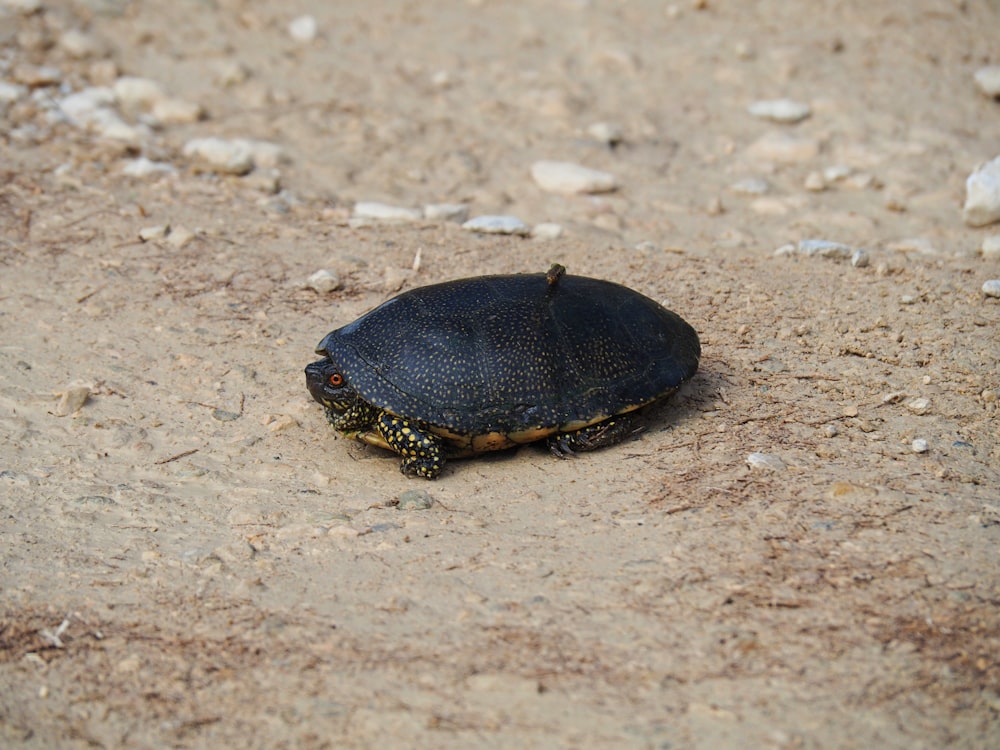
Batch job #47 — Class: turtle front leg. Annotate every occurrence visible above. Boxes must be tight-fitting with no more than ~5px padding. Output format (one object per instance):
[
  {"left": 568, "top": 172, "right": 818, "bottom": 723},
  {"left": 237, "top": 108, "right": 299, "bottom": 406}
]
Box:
[
  {"left": 547, "top": 414, "right": 638, "bottom": 458},
  {"left": 377, "top": 413, "right": 446, "bottom": 479}
]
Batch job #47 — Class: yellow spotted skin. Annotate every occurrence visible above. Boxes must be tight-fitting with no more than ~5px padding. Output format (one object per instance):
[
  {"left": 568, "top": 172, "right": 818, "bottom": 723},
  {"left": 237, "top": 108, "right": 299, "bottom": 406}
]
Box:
[
  {"left": 377, "top": 414, "right": 444, "bottom": 478},
  {"left": 304, "top": 268, "right": 700, "bottom": 479}
]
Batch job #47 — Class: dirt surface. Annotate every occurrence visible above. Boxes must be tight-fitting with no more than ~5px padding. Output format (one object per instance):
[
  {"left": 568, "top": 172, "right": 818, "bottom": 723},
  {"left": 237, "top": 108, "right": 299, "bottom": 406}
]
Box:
[{"left": 2, "top": 1, "right": 1000, "bottom": 747}]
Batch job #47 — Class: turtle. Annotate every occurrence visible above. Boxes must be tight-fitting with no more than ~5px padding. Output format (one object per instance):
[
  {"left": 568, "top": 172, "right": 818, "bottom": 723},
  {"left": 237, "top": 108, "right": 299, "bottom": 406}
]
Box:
[{"left": 305, "top": 264, "right": 700, "bottom": 479}]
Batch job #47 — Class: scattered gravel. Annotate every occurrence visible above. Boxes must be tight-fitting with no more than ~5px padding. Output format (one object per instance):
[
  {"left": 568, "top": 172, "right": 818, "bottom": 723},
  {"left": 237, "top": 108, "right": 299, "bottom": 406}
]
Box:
[
  {"left": 530, "top": 160, "right": 619, "bottom": 194},
  {"left": 747, "top": 98, "right": 811, "bottom": 123},
  {"left": 963, "top": 155, "right": 1000, "bottom": 227},
  {"left": 462, "top": 215, "right": 531, "bottom": 235}
]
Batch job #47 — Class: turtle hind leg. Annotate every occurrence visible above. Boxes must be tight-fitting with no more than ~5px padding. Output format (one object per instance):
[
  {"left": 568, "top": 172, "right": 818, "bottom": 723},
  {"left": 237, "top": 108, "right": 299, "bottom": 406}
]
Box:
[
  {"left": 377, "top": 413, "right": 446, "bottom": 479},
  {"left": 547, "top": 414, "right": 639, "bottom": 458}
]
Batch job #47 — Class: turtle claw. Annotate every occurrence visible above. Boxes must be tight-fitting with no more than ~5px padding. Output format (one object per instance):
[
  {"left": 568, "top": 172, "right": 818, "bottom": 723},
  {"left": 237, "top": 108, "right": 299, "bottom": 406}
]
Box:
[{"left": 546, "top": 415, "right": 637, "bottom": 458}]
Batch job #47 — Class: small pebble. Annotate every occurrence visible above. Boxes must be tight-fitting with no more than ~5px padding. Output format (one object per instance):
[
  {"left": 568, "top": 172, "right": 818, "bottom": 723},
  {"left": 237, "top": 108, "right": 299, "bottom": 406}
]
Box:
[
  {"left": 55, "top": 383, "right": 90, "bottom": 416},
  {"left": 974, "top": 66, "right": 1000, "bottom": 99},
  {"left": 306, "top": 269, "right": 341, "bottom": 293},
  {"left": 0, "top": 81, "right": 26, "bottom": 105},
  {"left": 586, "top": 122, "right": 624, "bottom": 146},
  {"left": 352, "top": 202, "right": 422, "bottom": 221},
  {"left": 963, "top": 155, "right": 1000, "bottom": 227},
  {"left": 183, "top": 137, "right": 254, "bottom": 175},
  {"left": 397, "top": 489, "right": 434, "bottom": 511},
  {"left": 166, "top": 226, "right": 196, "bottom": 249},
  {"left": 823, "top": 424, "right": 839, "bottom": 438},
  {"left": 289, "top": 15, "right": 318, "bottom": 42},
  {"left": 530, "top": 160, "right": 619, "bottom": 194},
  {"left": 121, "top": 157, "right": 176, "bottom": 178},
  {"left": 911, "top": 438, "right": 929, "bottom": 454},
  {"left": 983, "top": 279, "right": 1000, "bottom": 298},
  {"left": 907, "top": 398, "right": 930, "bottom": 415},
  {"left": 151, "top": 97, "right": 203, "bottom": 124},
  {"left": 729, "top": 177, "right": 770, "bottom": 195},
  {"left": 462, "top": 215, "right": 530, "bottom": 235},
  {"left": 746, "top": 452, "right": 786, "bottom": 471},
  {"left": 113, "top": 76, "right": 168, "bottom": 108},
  {"left": 232, "top": 139, "right": 288, "bottom": 169},
  {"left": 138, "top": 225, "right": 169, "bottom": 242},
  {"left": 823, "top": 165, "right": 852, "bottom": 182},
  {"left": 58, "top": 29, "right": 105, "bottom": 58},
  {"left": 423, "top": 203, "right": 469, "bottom": 222},
  {"left": 851, "top": 248, "right": 870, "bottom": 268},
  {"left": 803, "top": 171, "right": 827, "bottom": 192},
  {"left": 531, "top": 222, "right": 563, "bottom": 240},
  {"left": 746, "top": 132, "right": 820, "bottom": 163},
  {"left": 774, "top": 239, "right": 857, "bottom": 263},
  {"left": 747, "top": 98, "right": 811, "bottom": 123},
  {"left": 980, "top": 235, "right": 1000, "bottom": 259}
]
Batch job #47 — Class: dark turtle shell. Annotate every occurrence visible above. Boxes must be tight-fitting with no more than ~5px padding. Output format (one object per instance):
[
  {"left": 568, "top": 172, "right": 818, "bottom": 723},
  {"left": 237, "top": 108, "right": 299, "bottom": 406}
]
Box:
[{"left": 313, "top": 270, "right": 700, "bottom": 443}]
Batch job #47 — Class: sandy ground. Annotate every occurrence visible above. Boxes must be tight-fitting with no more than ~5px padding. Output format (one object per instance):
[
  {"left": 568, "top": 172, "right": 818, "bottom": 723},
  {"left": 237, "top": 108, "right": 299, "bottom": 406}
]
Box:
[{"left": 2, "top": 0, "right": 999, "bottom": 747}]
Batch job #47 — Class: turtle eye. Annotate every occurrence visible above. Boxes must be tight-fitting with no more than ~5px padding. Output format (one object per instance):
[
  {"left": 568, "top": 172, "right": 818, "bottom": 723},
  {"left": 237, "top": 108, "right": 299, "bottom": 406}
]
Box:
[{"left": 328, "top": 372, "right": 344, "bottom": 387}]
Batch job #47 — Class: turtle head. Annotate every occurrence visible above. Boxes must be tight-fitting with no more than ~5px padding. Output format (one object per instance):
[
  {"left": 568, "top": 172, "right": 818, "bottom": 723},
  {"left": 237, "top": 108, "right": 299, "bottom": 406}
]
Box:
[{"left": 305, "top": 357, "right": 356, "bottom": 414}]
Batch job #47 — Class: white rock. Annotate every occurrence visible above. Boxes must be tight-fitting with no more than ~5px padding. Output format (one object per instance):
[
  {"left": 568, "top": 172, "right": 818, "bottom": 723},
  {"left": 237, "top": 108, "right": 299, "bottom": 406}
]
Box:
[
  {"left": 289, "top": 15, "right": 318, "bottom": 42},
  {"left": 232, "top": 139, "right": 288, "bottom": 169},
  {"left": 729, "top": 177, "right": 770, "bottom": 195},
  {"left": 183, "top": 137, "right": 254, "bottom": 175},
  {"left": 746, "top": 452, "right": 786, "bottom": 471},
  {"left": 462, "top": 215, "right": 530, "bottom": 235},
  {"left": 963, "top": 156, "right": 1000, "bottom": 227},
  {"left": 166, "top": 226, "right": 196, "bottom": 249},
  {"left": 775, "top": 239, "right": 855, "bottom": 261},
  {"left": 306, "top": 269, "right": 341, "bottom": 293},
  {"left": 983, "top": 279, "right": 1000, "bottom": 298},
  {"left": 911, "top": 439, "right": 929, "bottom": 454},
  {"left": 138, "top": 225, "right": 169, "bottom": 242},
  {"left": 906, "top": 398, "right": 930, "bottom": 415},
  {"left": 980, "top": 235, "right": 1000, "bottom": 259},
  {"left": 59, "top": 87, "right": 116, "bottom": 125},
  {"left": 0, "top": 81, "right": 27, "bottom": 105},
  {"left": 113, "top": 76, "right": 168, "bottom": 108},
  {"left": 58, "top": 29, "right": 105, "bottom": 58},
  {"left": 851, "top": 248, "right": 870, "bottom": 268},
  {"left": 974, "top": 66, "right": 1000, "bottom": 98},
  {"left": 352, "top": 202, "right": 422, "bottom": 221},
  {"left": 746, "top": 132, "right": 820, "bottom": 163},
  {"left": 803, "top": 171, "right": 827, "bottom": 191},
  {"left": 747, "top": 98, "right": 811, "bottom": 123},
  {"left": 151, "top": 97, "right": 203, "bottom": 124},
  {"left": 121, "top": 157, "right": 176, "bottom": 177},
  {"left": 531, "top": 222, "right": 563, "bottom": 240},
  {"left": 530, "top": 160, "right": 619, "bottom": 194},
  {"left": 823, "top": 165, "right": 852, "bottom": 182},
  {"left": 423, "top": 203, "right": 469, "bottom": 222}
]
